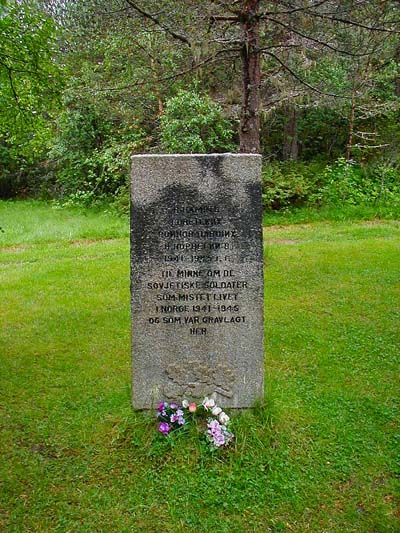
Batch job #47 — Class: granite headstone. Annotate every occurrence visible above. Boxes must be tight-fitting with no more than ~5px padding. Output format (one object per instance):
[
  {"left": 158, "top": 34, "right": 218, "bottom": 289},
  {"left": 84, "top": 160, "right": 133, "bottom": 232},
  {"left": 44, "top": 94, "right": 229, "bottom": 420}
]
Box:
[{"left": 131, "top": 154, "right": 264, "bottom": 409}]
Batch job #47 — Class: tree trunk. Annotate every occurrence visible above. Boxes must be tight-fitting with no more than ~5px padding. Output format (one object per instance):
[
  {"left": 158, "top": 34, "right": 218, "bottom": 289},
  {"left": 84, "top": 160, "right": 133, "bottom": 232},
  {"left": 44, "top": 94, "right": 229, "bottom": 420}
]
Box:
[
  {"left": 239, "top": 0, "right": 261, "bottom": 153},
  {"left": 282, "top": 106, "right": 298, "bottom": 161},
  {"left": 150, "top": 56, "right": 164, "bottom": 116},
  {"left": 395, "top": 45, "right": 400, "bottom": 97},
  {"left": 346, "top": 90, "right": 356, "bottom": 161}
]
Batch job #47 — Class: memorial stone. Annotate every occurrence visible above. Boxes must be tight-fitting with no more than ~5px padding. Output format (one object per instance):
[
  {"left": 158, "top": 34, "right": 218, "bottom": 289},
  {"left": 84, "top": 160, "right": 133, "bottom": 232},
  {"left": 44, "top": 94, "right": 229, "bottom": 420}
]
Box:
[{"left": 131, "top": 154, "right": 264, "bottom": 409}]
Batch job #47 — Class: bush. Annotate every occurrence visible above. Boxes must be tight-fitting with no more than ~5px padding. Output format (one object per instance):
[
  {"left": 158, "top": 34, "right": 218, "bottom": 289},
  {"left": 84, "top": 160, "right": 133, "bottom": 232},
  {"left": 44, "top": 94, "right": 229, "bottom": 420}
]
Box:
[
  {"left": 262, "top": 158, "right": 400, "bottom": 212},
  {"left": 160, "top": 90, "right": 235, "bottom": 153},
  {"left": 262, "top": 161, "right": 325, "bottom": 210},
  {"left": 57, "top": 140, "right": 141, "bottom": 206},
  {"left": 321, "top": 158, "right": 400, "bottom": 206},
  {"left": 51, "top": 102, "right": 146, "bottom": 206},
  {"left": 0, "top": 133, "right": 56, "bottom": 199}
]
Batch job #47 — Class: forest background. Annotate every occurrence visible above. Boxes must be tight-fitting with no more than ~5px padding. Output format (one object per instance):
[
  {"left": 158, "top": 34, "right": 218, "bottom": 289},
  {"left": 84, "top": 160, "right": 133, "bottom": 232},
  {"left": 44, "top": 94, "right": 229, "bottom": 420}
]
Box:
[{"left": 1, "top": 0, "right": 399, "bottom": 214}]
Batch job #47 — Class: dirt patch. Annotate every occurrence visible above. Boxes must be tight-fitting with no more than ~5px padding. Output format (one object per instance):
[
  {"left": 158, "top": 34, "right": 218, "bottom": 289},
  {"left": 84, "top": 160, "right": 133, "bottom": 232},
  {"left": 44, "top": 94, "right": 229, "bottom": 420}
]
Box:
[
  {"left": 1, "top": 245, "right": 28, "bottom": 253},
  {"left": 29, "top": 443, "right": 61, "bottom": 459},
  {"left": 265, "top": 239, "right": 302, "bottom": 245},
  {"left": 264, "top": 223, "right": 314, "bottom": 232},
  {"left": 0, "top": 260, "right": 37, "bottom": 268},
  {"left": 69, "top": 238, "right": 121, "bottom": 247},
  {"left": 358, "top": 220, "right": 399, "bottom": 228}
]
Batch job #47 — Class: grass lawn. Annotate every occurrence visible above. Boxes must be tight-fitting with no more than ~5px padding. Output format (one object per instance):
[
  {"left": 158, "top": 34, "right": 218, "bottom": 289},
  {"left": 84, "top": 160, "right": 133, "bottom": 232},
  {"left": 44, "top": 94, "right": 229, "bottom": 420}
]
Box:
[{"left": 1, "top": 200, "right": 399, "bottom": 531}]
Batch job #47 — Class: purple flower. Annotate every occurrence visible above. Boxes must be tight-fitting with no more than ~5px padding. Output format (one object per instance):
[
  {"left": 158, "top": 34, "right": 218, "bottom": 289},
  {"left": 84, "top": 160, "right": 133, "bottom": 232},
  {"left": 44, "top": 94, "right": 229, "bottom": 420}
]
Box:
[
  {"left": 158, "top": 422, "right": 170, "bottom": 435},
  {"left": 170, "top": 413, "right": 179, "bottom": 423},
  {"left": 157, "top": 402, "right": 166, "bottom": 411},
  {"left": 177, "top": 416, "right": 186, "bottom": 426},
  {"left": 213, "top": 433, "right": 226, "bottom": 447},
  {"left": 218, "top": 433, "right": 226, "bottom": 443},
  {"left": 206, "top": 418, "right": 233, "bottom": 448},
  {"left": 208, "top": 419, "right": 221, "bottom": 435},
  {"left": 169, "top": 402, "right": 178, "bottom": 410}
]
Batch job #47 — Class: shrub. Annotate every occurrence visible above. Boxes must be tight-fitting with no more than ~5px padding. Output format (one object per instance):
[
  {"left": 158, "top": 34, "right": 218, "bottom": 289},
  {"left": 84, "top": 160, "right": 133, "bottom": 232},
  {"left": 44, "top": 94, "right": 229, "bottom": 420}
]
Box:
[
  {"left": 261, "top": 161, "right": 325, "bottom": 210},
  {"left": 262, "top": 158, "right": 400, "bottom": 212},
  {"left": 321, "top": 158, "right": 400, "bottom": 206},
  {"left": 368, "top": 164, "right": 400, "bottom": 205},
  {"left": 0, "top": 132, "right": 56, "bottom": 199},
  {"left": 51, "top": 102, "right": 146, "bottom": 206},
  {"left": 160, "top": 90, "right": 235, "bottom": 153}
]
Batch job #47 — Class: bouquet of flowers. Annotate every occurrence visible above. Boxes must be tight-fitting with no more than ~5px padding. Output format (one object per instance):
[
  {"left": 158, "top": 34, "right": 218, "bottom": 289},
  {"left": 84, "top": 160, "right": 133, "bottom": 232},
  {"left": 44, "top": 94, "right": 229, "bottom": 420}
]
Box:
[
  {"left": 156, "top": 401, "right": 186, "bottom": 434},
  {"left": 156, "top": 396, "right": 234, "bottom": 449}
]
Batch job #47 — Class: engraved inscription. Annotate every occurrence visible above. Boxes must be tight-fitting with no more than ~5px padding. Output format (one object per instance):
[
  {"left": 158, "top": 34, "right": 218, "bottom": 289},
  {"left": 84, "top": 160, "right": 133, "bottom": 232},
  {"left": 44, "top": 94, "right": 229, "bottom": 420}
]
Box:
[{"left": 145, "top": 205, "right": 249, "bottom": 334}]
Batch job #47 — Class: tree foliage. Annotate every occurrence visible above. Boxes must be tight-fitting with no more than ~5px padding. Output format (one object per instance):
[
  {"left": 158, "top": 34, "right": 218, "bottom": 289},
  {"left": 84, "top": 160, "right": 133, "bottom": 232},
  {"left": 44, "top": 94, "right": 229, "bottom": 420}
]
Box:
[
  {"left": 0, "top": 0, "right": 62, "bottom": 196},
  {"left": 0, "top": 1, "right": 61, "bottom": 134},
  {"left": 0, "top": 0, "right": 399, "bottom": 207}
]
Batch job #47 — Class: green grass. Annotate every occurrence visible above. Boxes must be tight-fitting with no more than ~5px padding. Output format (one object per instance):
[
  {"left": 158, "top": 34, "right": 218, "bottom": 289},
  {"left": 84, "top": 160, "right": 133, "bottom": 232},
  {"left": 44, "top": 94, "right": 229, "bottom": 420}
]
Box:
[
  {"left": 263, "top": 203, "right": 400, "bottom": 226},
  {"left": 1, "top": 200, "right": 399, "bottom": 531},
  {"left": 0, "top": 199, "right": 128, "bottom": 246}
]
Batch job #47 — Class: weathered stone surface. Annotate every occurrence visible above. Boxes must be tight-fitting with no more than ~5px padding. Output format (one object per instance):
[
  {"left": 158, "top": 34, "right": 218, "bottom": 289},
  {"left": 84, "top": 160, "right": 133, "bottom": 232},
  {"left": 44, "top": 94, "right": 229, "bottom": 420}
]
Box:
[{"left": 131, "top": 154, "right": 264, "bottom": 409}]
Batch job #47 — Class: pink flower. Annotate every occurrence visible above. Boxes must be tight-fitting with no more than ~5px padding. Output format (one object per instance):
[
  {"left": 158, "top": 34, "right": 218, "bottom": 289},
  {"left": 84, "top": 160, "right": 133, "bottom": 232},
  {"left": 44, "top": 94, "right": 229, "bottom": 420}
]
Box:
[
  {"left": 189, "top": 402, "right": 197, "bottom": 413},
  {"left": 215, "top": 433, "right": 226, "bottom": 447},
  {"left": 206, "top": 418, "right": 234, "bottom": 448},
  {"left": 207, "top": 419, "right": 221, "bottom": 435},
  {"left": 158, "top": 422, "right": 170, "bottom": 435}
]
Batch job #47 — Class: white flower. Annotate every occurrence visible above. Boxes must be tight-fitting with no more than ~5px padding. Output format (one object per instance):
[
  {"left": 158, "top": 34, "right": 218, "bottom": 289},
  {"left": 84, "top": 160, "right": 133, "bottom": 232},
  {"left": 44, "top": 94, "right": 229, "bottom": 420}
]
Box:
[
  {"left": 219, "top": 412, "right": 230, "bottom": 425},
  {"left": 202, "top": 397, "right": 215, "bottom": 411},
  {"left": 211, "top": 406, "right": 222, "bottom": 416},
  {"left": 182, "top": 399, "right": 189, "bottom": 408}
]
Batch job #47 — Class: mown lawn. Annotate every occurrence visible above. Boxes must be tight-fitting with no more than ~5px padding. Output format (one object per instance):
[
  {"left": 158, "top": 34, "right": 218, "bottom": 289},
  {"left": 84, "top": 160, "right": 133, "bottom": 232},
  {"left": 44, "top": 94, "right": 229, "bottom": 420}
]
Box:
[{"left": 1, "top": 200, "right": 399, "bottom": 532}]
